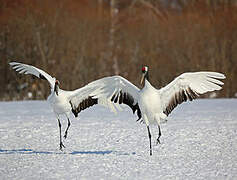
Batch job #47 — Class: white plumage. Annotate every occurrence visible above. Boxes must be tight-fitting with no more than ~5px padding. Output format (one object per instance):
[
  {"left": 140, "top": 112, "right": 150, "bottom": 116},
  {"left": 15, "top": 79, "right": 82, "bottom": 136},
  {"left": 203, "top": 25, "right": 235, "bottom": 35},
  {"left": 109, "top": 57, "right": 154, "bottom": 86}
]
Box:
[
  {"left": 92, "top": 66, "right": 226, "bottom": 155},
  {"left": 9, "top": 62, "right": 117, "bottom": 150}
]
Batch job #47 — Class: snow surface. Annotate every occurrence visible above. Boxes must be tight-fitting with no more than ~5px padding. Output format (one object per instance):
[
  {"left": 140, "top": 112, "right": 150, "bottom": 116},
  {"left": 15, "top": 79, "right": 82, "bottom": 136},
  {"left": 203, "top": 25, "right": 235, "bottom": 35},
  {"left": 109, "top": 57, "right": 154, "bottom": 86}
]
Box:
[{"left": 0, "top": 99, "right": 237, "bottom": 179}]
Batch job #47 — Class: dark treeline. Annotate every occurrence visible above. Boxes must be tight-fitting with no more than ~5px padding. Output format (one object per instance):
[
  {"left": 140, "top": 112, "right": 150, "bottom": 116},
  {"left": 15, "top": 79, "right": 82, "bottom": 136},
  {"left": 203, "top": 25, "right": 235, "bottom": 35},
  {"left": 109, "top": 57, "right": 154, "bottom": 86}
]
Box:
[{"left": 0, "top": 0, "right": 237, "bottom": 100}]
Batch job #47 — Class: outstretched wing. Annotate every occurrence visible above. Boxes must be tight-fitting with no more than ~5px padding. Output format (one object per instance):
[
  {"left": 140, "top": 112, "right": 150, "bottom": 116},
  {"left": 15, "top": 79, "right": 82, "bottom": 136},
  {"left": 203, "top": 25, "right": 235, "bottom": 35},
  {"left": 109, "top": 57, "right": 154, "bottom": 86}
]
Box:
[
  {"left": 65, "top": 82, "right": 120, "bottom": 117},
  {"left": 9, "top": 62, "right": 56, "bottom": 90},
  {"left": 159, "top": 72, "right": 225, "bottom": 116},
  {"left": 89, "top": 76, "right": 142, "bottom": 121}
]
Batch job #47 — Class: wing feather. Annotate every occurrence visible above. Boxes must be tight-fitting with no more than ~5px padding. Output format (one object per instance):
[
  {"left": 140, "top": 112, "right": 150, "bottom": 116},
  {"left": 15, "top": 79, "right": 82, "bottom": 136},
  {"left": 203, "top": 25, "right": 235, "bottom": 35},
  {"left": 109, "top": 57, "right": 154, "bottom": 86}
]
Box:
[
  {"left": 66, "top": 76, "right": 126, "bottom": 117},
  {"left": 69, "top": 97, "right": 98, "bottom": 117},
  {"left": 159, "top": 72, "right": 225, "bottom": 116},
  {"left": 69, "top": 76, "right": 142, "bottom": 121},
  {"left": 9, "top": 62, "right": 55, "bottom": 90},
  {"left": 92, "top": 76, "right": 142, "bottom": 121}
]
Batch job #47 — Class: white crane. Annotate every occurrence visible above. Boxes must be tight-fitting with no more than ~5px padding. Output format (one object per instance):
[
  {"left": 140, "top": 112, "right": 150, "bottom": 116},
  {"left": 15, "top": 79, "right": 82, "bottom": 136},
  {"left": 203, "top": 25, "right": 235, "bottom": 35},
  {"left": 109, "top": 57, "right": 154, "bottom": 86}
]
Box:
[
  {"left": 92, "top": 66, "right": 226, "bottom": 155},
  {"left": 9, "top": 62, "right": 117, "bottom": 150}
]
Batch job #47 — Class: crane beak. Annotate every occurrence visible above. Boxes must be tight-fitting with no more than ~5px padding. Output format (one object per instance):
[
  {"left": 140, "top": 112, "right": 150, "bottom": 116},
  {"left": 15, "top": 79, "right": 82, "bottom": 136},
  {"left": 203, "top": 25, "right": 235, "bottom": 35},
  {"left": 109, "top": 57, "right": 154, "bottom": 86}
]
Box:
[{"left": 140, "top": 73, "right": 145, "bottom": 85}]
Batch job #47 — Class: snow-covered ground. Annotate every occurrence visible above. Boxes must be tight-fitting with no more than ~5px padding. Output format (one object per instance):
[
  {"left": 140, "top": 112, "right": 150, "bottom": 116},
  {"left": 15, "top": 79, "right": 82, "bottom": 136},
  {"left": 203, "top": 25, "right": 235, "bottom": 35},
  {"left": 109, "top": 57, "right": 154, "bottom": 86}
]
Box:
[{"left": 0, "top": 99, "right": 236, "bottom": 179}]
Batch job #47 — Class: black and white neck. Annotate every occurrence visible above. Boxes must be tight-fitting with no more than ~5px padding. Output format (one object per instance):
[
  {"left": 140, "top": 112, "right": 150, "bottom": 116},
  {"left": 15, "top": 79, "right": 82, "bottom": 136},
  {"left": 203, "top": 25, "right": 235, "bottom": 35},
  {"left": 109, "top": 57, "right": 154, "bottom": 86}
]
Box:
[
  {"left": 141, "top": 66, "right": 150, "bottom": 87},
  {"left": 54, "top": 80, "right": 60, "bottom": 96},
  {"left": 144, "top": 70, "right": 149, "bottom": 82}
]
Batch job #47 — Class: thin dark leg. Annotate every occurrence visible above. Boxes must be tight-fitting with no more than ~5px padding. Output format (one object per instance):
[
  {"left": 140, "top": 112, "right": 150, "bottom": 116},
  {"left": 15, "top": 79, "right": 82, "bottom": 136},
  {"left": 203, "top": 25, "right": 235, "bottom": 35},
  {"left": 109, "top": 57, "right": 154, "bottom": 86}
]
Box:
[
  {"left": 156, "top": 125, "right": 162, "bottom": 145},
  {"left": 58, "top": 119, "right": 65, "bottom": 150},
  {"left": 64, "top": 118, "right": 71, "bottom": 139},
  {"left": 147, "top": 126, "right": 152, "bottom": 156}
]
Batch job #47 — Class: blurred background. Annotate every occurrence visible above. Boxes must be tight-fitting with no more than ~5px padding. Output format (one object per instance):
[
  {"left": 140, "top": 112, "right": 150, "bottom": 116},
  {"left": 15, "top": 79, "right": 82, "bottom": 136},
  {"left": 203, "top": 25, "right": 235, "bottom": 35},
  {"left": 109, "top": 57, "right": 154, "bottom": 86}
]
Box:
[{"left": 0, "top": 0, "right": 236, "bottom": 100}]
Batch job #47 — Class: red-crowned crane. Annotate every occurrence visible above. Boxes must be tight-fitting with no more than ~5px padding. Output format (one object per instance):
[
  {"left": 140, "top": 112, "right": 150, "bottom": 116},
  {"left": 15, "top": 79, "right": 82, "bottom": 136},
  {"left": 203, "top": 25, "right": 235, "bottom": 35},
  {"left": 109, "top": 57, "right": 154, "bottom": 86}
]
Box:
[
  {"left": 9, "top": 62, "right": 117, "bottom": 150},
  {"left": 92, "top": 66, "right": 225, "bottom": 155}
]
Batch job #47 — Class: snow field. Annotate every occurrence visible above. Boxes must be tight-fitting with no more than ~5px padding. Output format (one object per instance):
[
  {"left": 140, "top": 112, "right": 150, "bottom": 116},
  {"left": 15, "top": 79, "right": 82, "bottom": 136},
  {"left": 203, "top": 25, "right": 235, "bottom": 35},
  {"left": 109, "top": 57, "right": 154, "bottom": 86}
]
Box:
[{"left": 0, "top": 99, "right": 237, "bottom": 179}]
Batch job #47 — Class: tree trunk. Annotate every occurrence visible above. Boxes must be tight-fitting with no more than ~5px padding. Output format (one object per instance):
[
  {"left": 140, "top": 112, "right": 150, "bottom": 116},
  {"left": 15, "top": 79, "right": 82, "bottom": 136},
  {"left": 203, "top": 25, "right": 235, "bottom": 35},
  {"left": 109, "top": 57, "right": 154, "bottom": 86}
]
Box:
[{"left": 110, "top": 0, "right": 119, "bottom": 75}]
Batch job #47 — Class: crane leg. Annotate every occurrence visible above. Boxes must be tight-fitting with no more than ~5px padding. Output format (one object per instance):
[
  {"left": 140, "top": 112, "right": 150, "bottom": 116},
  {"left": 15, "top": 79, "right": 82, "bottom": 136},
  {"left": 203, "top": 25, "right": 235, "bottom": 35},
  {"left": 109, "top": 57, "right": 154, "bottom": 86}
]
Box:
[
  {"left": 58, "top": 118, "right": 65, "bottom": 150},
  {"left": 64, "top": 118, "right": 71, "bottom": 139},
  {"left": 147, "top": 126, "right": 152, "bottom": 156},
  {"left": 156, "top": 125, "right": 162, "bottom": 145}
]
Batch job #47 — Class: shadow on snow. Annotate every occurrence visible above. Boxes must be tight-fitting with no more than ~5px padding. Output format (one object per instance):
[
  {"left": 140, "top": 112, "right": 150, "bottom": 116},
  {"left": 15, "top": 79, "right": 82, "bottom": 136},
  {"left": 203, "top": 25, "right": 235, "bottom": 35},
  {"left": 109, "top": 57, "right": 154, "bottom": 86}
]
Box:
[
  {"left": 0, "top": 149, "right": 60, "bottom": 154},
  {"left": 70, "top": 150, "right": 113, "bottom": 155},
  {"left": 0, "top": 149, "right": 134, "bottom": 155}
]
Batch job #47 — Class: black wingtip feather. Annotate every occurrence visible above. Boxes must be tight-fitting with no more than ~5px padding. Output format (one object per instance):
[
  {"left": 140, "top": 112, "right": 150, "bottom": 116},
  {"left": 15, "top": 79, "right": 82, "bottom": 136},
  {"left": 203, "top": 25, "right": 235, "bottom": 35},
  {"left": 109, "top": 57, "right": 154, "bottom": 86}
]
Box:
[
  {"left": 39, "top": 74, "right": 47, "bottom": 80},
  {"left": 70, "top": 97, "right": 98, "bottom": 117},
  {"left": 110, "top": 91, "right": 142, "bottom": 123}
]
